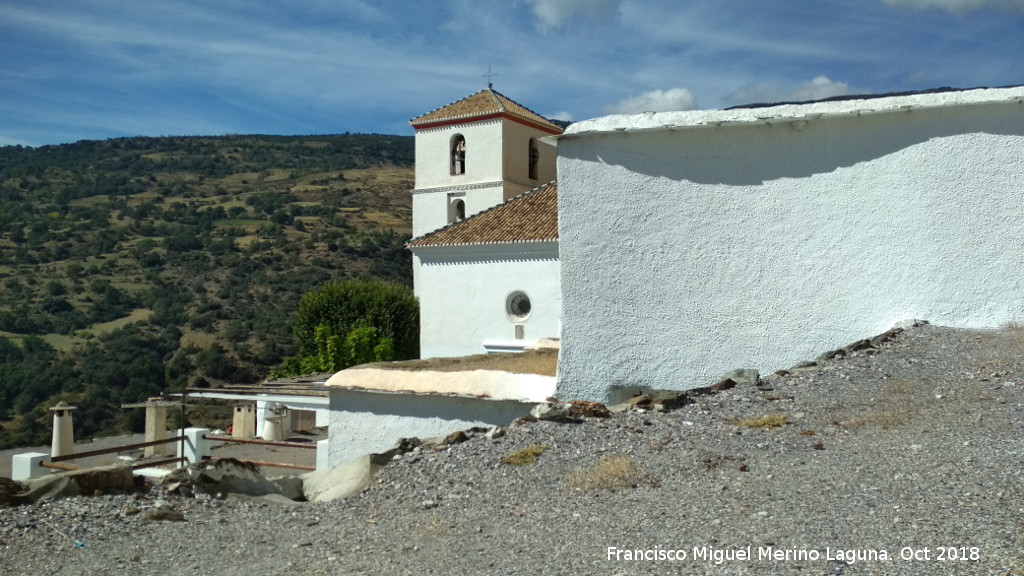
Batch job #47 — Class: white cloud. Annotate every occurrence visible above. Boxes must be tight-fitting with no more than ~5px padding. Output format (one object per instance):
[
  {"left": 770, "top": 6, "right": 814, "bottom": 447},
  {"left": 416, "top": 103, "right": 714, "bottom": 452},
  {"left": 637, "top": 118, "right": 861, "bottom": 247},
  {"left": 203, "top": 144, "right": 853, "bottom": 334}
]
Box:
[
  {"left": 902, "top": 67, "right": 933, "bottom": 85},
  {"left": 550, "top": 110, "right": 574, "bottom": 121},
  {"left": 526, "top": 0, "right": 621, "bottom": 33},
  {"left": 787, "top": 76, "right": 857, "bottom": 101},
  {"left": 884, "top": 0, "right": 1024, "bottom": 12},
  {"left": 603, "top": 88, "right": 696, "bottom": 114},
  {"left": 725, "top": 76, "right": 857, "bottom": 106}
]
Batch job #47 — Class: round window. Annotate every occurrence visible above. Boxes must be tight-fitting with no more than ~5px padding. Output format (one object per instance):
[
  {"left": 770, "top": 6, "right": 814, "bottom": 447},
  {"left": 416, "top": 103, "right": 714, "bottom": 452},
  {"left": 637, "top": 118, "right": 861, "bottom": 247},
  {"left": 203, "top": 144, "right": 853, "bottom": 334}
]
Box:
[{"left": 506, "top": 291, "right": 532, "bottom": 321}]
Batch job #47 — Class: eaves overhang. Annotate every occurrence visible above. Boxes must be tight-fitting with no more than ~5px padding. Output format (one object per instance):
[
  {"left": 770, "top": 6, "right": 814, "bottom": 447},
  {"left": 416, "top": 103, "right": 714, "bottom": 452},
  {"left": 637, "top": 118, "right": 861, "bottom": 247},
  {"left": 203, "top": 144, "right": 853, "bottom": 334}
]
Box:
[{"left": 556, "top": 85, "right": 1024, "bottom": 140}]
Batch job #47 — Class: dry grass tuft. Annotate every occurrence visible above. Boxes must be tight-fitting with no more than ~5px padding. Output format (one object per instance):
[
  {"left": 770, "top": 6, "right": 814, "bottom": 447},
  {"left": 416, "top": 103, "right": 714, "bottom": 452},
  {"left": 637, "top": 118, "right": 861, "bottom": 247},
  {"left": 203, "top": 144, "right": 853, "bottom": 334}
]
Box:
[
  {"left": 1000, "top": 322, "right": 1024, "bottom": 356},
  {"left": 842, "top": 378, "right": 933, "bottom": 430},
  {"left": 418, "top": 514, "right": 447, "bottom": 536},
  {"left": 565, "top": 454, "right": 658, "bottom": 491},
  {"left": 738, "top": 413, "right": 788, "bottom": 429},
  {"left": 502, "top": 444, "right": 548, "bottom": 466}
]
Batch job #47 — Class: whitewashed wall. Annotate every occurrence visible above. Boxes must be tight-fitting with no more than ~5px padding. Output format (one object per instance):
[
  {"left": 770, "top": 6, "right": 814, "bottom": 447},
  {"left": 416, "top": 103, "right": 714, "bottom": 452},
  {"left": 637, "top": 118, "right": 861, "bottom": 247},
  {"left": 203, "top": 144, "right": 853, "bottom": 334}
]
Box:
[
  {"left": 328, "top": 390, "right": 536, "bottom": 466},
  {"left": 414, "top": 120, "right": 504, "bottom": 189},
  {"left": 412, "top": 184, "right": 505, "bottom": 238},
  {"left": 413, "top": 242, "right": 561, "bottom": 358},
  {"left": 555, "top": 88, "right": 1024, "bottom": 403},
  {"left": 502, "top": 120, "right": 558, "bottom": 193},
  {"left": 412, "top": 120, "right": 505, "bottom": 237},
  {"left": 412, "top": 119, "right": 559, "bottom": 237},
  {"left": 326, "top": 370, "right": 554, "bottom": 466}
]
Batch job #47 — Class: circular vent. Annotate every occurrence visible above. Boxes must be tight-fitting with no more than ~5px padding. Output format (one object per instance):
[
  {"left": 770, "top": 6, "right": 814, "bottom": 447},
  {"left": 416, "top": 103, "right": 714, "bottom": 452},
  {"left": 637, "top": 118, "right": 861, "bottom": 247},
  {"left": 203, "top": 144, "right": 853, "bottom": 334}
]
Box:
[{"left": 506, "top": 291, "right": 532, "bottom": 321}]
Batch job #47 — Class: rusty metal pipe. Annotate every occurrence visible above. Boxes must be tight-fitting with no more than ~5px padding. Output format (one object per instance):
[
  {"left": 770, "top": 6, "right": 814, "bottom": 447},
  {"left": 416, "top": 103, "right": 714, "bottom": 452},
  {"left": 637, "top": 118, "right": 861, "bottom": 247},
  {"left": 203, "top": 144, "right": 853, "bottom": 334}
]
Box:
[
  {"left": 202, "top": 435, "right": 317, "bottom": 450},
  {"left": 40, "top": 461, "right": 80, "bottom": 471},
  {"left": 50, "top": 436, "right": 185, "bottom": 463},
  {"left": 205, "top": 456, "right": 315, "bottom": 471},
  {"left": 131, "top": 457, "right": 184, "bottom": 469}
]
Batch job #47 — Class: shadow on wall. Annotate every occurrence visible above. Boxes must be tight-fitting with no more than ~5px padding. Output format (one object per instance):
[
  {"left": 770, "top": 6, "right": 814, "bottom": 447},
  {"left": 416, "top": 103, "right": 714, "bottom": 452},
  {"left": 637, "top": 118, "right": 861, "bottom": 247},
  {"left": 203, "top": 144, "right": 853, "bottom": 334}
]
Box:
[
  {"left": 333, "top": 388, "right": 536, "bottom": 423},
  {"left": 563, "top": 102, "right": 1024, "bottom": 186}
]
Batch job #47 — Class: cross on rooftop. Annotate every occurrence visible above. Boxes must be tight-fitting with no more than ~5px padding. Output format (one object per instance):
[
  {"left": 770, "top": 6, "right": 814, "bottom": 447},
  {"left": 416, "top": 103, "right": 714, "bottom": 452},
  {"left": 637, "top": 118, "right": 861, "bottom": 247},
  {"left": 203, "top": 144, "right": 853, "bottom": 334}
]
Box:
[{"left": 483, "top": 66, "right": 498, "bottom": 88}]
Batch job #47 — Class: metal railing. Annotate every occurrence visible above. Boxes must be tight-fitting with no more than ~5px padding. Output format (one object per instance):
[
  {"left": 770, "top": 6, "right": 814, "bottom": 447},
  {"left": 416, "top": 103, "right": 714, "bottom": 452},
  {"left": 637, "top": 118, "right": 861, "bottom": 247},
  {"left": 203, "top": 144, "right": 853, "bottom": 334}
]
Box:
[
  {"left": 201, "top": 434, "right": 316, "bottom": 471},
  {"left": 39, "top": 435, "right": 186, "bottom": 471}
]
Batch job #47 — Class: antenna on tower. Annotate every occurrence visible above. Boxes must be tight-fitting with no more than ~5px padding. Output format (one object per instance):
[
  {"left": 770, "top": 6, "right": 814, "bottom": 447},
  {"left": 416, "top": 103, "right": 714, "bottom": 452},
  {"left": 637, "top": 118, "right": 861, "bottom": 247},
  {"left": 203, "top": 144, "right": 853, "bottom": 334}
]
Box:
[{"left": 483, "top": 66, "right": 498, "bottom": 88}]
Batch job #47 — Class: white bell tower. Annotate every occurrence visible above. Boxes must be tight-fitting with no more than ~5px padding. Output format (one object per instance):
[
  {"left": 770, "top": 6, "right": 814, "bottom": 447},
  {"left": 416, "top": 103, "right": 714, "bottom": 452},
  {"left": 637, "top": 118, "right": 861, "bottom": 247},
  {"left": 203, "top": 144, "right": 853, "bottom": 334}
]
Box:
[{"left": 409, "top": 86, "right": 563, "bottom": 238}]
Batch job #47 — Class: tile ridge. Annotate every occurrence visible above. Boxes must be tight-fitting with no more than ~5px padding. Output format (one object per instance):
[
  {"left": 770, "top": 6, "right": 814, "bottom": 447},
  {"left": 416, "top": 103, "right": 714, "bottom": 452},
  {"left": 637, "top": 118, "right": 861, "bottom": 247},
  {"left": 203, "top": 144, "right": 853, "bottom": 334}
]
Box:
[
  {"left": 407, "top": 180, "right": 557, "bottom": 247},
  {"left": 409, "top": 89, "right": 490, "bottom": 124}
]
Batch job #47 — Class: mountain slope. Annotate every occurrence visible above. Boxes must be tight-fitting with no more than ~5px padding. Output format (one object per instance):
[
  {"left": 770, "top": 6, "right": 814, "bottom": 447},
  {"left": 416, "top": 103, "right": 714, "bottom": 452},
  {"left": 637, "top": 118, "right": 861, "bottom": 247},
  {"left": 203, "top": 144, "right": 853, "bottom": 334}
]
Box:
[{"left": 0, "top": 134, "right": 414, "bottom": 446}]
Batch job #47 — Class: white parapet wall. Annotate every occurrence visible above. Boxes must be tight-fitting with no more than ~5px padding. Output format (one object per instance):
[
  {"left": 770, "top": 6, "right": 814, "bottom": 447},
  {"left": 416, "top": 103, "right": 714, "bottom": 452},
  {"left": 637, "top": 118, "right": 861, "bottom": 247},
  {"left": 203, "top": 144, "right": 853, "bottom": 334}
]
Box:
[
  {"left": 554, "top": 86, "right": 1024, "bottom": 403},
  {"left": 325, "top": 368, "right": 555, "bottom": 467},
  {"left": 414, "top": 242, "right": 561, "bottom": 358}
]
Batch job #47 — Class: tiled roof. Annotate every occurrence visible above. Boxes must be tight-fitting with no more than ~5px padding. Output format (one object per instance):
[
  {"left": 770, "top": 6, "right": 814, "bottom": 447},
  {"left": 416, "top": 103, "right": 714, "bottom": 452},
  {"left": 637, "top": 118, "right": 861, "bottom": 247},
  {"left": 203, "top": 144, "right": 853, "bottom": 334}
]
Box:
[
  {"left": 408, "top": 182, "right": 558, "bottom": 248},
  {"left": 410, "top": 88, "right": 564, "bottom": 134}
]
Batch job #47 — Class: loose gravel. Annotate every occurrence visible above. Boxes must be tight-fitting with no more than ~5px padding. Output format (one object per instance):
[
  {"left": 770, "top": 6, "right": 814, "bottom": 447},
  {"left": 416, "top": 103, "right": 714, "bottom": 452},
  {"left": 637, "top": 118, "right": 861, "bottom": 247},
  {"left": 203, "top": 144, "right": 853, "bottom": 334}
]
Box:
[{"left": 1, "top": 323, "right": 1022, "bottom": 575}]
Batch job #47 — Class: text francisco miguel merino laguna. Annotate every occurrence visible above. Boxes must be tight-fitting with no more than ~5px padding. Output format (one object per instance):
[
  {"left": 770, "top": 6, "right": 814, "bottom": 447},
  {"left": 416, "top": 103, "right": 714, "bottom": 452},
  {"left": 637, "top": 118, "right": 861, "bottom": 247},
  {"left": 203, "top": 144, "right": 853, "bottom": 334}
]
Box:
[{"left": 608, "top": 546, "right": 891, "bottom": 565}]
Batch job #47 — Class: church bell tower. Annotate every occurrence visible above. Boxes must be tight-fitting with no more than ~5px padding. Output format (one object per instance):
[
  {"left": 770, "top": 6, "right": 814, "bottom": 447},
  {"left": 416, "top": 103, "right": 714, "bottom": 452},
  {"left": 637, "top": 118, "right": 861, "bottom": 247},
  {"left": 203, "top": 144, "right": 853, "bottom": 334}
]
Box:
[{"left": 408, "top": 86, "right": 563, "bottom": 238}]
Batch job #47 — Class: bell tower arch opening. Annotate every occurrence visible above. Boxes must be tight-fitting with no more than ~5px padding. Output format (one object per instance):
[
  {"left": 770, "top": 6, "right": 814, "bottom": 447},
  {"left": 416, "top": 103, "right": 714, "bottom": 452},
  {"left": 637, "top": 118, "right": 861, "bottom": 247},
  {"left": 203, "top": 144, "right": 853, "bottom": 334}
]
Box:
[{"left": 450, "top": 134, "right": 466, "bottom": 175}]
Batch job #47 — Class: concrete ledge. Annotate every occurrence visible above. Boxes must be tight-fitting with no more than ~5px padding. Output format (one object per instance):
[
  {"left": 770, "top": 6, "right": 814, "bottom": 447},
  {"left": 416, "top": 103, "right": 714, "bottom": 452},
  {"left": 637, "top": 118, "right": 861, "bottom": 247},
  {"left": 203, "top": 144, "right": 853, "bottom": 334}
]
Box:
[{"left": 325, "top": 368, "right": 555, "bottom": 403}]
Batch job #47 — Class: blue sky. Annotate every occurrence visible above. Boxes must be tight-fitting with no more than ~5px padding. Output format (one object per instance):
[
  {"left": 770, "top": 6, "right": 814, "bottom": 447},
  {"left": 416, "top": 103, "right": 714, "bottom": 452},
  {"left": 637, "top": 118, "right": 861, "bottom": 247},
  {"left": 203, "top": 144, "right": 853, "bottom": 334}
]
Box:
[{"left": 2, "top": 0, "right": 1023, "bottom": 146}]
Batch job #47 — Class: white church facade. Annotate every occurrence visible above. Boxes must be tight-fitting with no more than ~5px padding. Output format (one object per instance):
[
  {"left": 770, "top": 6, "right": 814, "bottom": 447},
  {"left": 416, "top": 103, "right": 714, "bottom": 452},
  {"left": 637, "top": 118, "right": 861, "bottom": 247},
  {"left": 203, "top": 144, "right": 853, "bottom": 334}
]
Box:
[{"left": 407, "top": 88, "right": 564, "bottom": 358}]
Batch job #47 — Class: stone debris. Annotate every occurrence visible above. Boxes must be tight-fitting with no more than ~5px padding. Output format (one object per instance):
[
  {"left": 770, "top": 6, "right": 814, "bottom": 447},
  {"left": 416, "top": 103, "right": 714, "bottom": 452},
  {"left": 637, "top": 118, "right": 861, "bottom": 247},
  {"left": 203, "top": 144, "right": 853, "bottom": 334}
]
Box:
[
  {"left": 441, "top": 430, "right": 469, "bottom": 445},
  {"left": 530, "top": 401, "right": 576, "bottom": 421},
  {"left": 532, "top": 400, "right": 612, "bottom": 421},
  {"left": 0, "top": 477, "right": 28, "bottom": 507},
  {"left": 567, "top": 400, "right": 611, "bottom": 418},
  {"left": 142, "top": 505, "right": 185, "bottom": 522},
  {"left": 162, "top": 458, "right": 284, "bottom": 499},
  {"left": 269, "top": 475, "right": 305, "bottom": 501},
  {"left": 719, "top": 368, "right": 760, "bottom": 385},
  {"left": 301, "top": 454, "right": 382, "bottom": 503},
  {"left": 21, "top": 464, "right": 135, "bottom": 503}
]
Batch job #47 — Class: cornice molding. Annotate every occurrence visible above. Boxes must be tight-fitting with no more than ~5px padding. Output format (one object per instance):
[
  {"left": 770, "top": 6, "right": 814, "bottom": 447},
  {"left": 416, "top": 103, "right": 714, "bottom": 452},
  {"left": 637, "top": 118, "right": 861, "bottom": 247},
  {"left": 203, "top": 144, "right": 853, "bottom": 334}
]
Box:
[{"left": 411, "top": 181, "right": 504, "bottom": 195}]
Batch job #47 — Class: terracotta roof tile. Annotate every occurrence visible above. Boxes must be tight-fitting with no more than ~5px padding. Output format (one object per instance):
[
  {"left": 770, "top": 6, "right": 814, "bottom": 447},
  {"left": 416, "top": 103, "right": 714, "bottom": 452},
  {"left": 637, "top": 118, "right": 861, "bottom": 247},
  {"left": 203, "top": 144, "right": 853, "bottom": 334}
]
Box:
[
  {"left": 408, "top": 182, "right": 558, "bottom": 248},
  {"left": 410, "top": 88, "right": 563, "bottom": 134}
]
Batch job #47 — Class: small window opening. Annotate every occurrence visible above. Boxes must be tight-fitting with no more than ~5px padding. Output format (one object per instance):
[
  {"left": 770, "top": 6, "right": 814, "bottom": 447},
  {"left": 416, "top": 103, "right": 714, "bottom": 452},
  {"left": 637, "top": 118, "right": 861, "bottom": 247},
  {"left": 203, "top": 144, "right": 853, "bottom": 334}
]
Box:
[
  {"left": 451, "top": 199, "right": 466, "bottom": 223},
  {"left": 451, "top": 135, "right": 466, "bottom": 175},
  {"left": 528, "top": 138, "right": 539, "bottom": 180}
]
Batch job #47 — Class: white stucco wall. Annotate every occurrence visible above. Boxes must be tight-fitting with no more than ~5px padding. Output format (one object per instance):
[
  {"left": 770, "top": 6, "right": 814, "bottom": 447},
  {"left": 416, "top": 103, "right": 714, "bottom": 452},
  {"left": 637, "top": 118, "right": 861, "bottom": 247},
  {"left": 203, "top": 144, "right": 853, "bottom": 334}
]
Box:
[
  {"left": 414, "top": 120, "right": 505, "bottom": 190},
  {"left": 555, "top": 87, "right": 1024, "bottom": 403},
  {"left": 412, "top": 120, "right": 506, "bottom": 238},
  {"left": 412, "top": 118, "right": 560, "bottom": 237},
  {"left": 412, "top": 183, "right": 505, "bottom": 238},
  {"left": 502, "top": 120, "right": 559, "bottom": 191},
  {"left": 326, "top": 369, "right": 554, "bottom": 466},
  {"left": 412, "top": 242, "right": 561, "bottom": 358}
]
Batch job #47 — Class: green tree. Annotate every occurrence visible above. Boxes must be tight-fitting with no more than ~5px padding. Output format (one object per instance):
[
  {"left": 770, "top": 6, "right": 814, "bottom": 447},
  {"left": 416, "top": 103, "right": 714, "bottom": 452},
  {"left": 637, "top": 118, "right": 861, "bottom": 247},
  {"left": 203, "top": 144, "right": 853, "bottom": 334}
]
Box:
[
  {"left": 344, "top": 326, "right": 394, "bottom": 366},
  {"left": 289, "top": 279, "right": 417, "bottom": 373}
]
